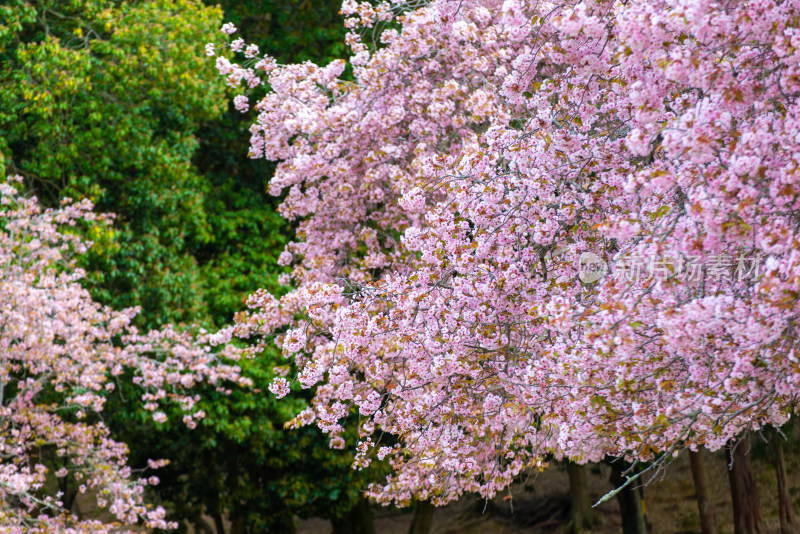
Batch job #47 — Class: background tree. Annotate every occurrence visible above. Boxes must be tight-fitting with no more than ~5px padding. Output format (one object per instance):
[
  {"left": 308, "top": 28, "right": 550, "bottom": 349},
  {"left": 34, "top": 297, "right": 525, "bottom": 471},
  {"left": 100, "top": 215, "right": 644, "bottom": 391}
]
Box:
[
  {"left": 3, "top": 0, "right": 379, "bottom": 531},
  {"left": 121, "top": 2, "right": 383, "bottom": 532},
  {"left": 191, "top": 0, "right": 349, "bottom": 328},
  {"left": 0, "top": 0, "right": 229, "bottom": 328},
  {"left": 116, "top": 350, "right": 384, "bottom": 534}
]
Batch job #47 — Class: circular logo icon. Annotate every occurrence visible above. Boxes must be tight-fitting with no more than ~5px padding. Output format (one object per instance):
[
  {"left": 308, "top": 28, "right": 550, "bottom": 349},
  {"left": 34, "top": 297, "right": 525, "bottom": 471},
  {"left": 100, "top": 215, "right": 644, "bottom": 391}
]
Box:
[{"left": 578, "top": 252, "right": 607, "bottom": 283}]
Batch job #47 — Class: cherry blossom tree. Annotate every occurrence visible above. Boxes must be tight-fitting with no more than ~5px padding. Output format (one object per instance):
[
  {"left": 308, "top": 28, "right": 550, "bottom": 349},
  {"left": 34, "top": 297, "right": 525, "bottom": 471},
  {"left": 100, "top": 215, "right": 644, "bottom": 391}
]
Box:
[
  {"left": 217, "top": 0, "right": 800, "bottom": 516},
  {"left": 0, "top": 174, "right": 250, "bottom": 532}
]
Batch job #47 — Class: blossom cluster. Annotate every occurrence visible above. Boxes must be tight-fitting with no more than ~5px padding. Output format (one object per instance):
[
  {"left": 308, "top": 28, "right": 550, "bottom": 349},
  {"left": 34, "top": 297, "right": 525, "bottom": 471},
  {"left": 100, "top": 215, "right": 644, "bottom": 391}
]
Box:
[
  {"left": 218, "top": 0, "right": 800, "bottom": 505},
  {"left": 0, "top": 177, "right": 250, "bottom": 532}
]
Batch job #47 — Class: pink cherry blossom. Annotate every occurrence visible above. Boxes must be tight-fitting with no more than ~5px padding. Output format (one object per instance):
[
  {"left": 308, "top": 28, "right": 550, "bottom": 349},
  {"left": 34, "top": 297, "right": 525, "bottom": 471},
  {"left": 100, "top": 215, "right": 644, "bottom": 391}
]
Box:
[
  {"left": 0, "top": 178, "right": 250, "bottom": 531},
  {"left": 233, "top": 94, "right": 249, "bottom": 112},
  {"left": 217, "top": 0, "right": 800, "bottom": 505}
]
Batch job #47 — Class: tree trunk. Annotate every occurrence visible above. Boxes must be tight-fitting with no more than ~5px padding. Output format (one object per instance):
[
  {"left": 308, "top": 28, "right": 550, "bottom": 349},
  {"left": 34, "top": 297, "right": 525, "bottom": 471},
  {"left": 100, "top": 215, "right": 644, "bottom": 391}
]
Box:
[
  {"left": 230, "top": 515, "right": 247, "bottom": 534},
  {"left": 567, "top": 462, "right": 597, "bottom": 533},
  {"left": 276, "top": 516, "right": 297, "bottom": 534},
  {"left": 609, "top": 461, "right": 647, "bottom": 534},
  {"left": 771, "top": 427, "right": 797, "bottom": 534},
  {"left": 352, "top": 495, "right": 376, "bottom": 534},
  {"left": 689, "top": 449, "right": 718, "bottom": 534},
  {"left": 58, "top": 472, "right": 78, "bottom": 515},
  {"left": 212, "top": 510, "right": 226, "bottom": 534},
  {"left": 408, "top": 500, "right": 435, "bottom": 534},
  {"left": 726, "top": 438, "right": 764, "bottom": 534},
  {"left": 333, "top": 496, "right": 376, "bottom": 534},
  {"left": 331, "top": 512, "right": 351, "bottom": 534}
]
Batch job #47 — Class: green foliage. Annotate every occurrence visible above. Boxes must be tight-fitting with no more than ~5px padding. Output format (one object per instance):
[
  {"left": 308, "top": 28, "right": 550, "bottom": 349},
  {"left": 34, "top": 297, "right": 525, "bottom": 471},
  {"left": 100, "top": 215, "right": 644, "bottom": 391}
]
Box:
[
  {"left": 0, "top": 0, "right": 226, "bottom": 328},
  {"left": 111, "top": 348, "right": 380, "bottom": 532},
  {"left": 189, "top": 0, "right": 350, "bottom": 327},
  {"left": 216, "top": 0, "right": 347, "bottom": 65},
  {"left": 0, "top": 0, "right": 348, "bottom": 327},
  {"left": 133, "top": 2, "right": 374, "bottom": 527},
  {"left": 192, "top": 108, "right": 289, "bottom": 327},
  {"left": 3, "top": 0, "right": 376, "bottom": 530}
]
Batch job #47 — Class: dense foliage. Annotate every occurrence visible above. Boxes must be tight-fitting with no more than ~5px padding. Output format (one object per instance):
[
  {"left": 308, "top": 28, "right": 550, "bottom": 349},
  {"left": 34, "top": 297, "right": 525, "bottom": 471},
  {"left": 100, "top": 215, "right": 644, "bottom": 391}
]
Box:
[
  {"left": 117, "top": 2, "right": 378, "bottom": 532},
  {"left": 0, "top": 0, "right": 229, "bottom": 328},
  {"left": 190, "top": 0, "right": 349, "bottom": 327},
  {"left": 5, "top": 0, "right": 800, "bottom": 531}
]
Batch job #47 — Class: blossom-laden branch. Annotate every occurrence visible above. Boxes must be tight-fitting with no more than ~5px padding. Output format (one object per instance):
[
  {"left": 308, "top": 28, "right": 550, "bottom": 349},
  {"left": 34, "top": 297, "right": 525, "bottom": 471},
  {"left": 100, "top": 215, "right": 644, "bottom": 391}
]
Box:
[{"left": 0, "top": 176, "right": 252, "bottom": 532}]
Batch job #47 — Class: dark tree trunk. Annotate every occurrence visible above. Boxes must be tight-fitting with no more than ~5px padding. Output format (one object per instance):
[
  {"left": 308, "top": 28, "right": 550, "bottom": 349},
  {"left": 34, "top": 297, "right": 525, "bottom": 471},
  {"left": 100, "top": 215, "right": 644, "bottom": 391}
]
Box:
[
  {"left": 274, "top": 515, "right": 297, "bottom": 534},
  {"left": 58, "top": 472, "right": 78, "bottom": 515},
  {"left": 609, "top": 461, "right": 647, "bottom": 534},
  {"left": 331, "top": 513, "right": 351, "bottom": 534},
  {"left": 567, "top": 462, "right": 597, "bottom": 533},
  {"left": 408, "top": 500, "right": 435, "bottom": 534},
  {"left": 771, "top": 427, "right": 797, "bottom": 534},
  {"left": 726, "top": 438, "right": 764, "bottom": 534},
  {"left": 333, "top": 496, "right": 376, "bottom": 534},
  {"left": 230, "top": 515, "right": 247, "bottom": 534},
  {"left": 352, "top": 495, "right": 376, "bottom": 534},
  {"left": 212, "top": 510, "right": 226, "bottom": 534},
  {"left": 689, "top": 450, "right": 718, "bottom": 534}
]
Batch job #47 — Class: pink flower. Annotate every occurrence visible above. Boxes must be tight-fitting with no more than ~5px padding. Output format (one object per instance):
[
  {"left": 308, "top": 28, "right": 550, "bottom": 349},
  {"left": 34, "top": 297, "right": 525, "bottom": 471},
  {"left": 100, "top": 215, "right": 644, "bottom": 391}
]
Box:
[
  {"left": 233, "top": 94, "right": 249, "bottom": 112},
  {"left": 244, "top": 44, "right": 260, "bottom": 58},
  {"left": 268, "top": 377, "right": 290, "bottom": 398}
]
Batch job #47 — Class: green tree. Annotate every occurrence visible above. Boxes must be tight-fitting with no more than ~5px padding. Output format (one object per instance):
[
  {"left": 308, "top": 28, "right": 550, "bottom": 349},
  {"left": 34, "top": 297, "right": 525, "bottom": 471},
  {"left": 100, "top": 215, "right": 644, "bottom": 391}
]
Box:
[
  {"left": 214, "top": 0, "right": 348, "bottom": 64},
  {"left": 0, "top": 0, "right": 229, "bottom": 328},
  {"left": 3, "top": 1, "right": 377, "bottom": 530},
  {"left": 136, "top": 2, "right": 382, "bottom": 529},
  {"left": 129, "top": 4, "right": 378, "bottom": 531}
]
